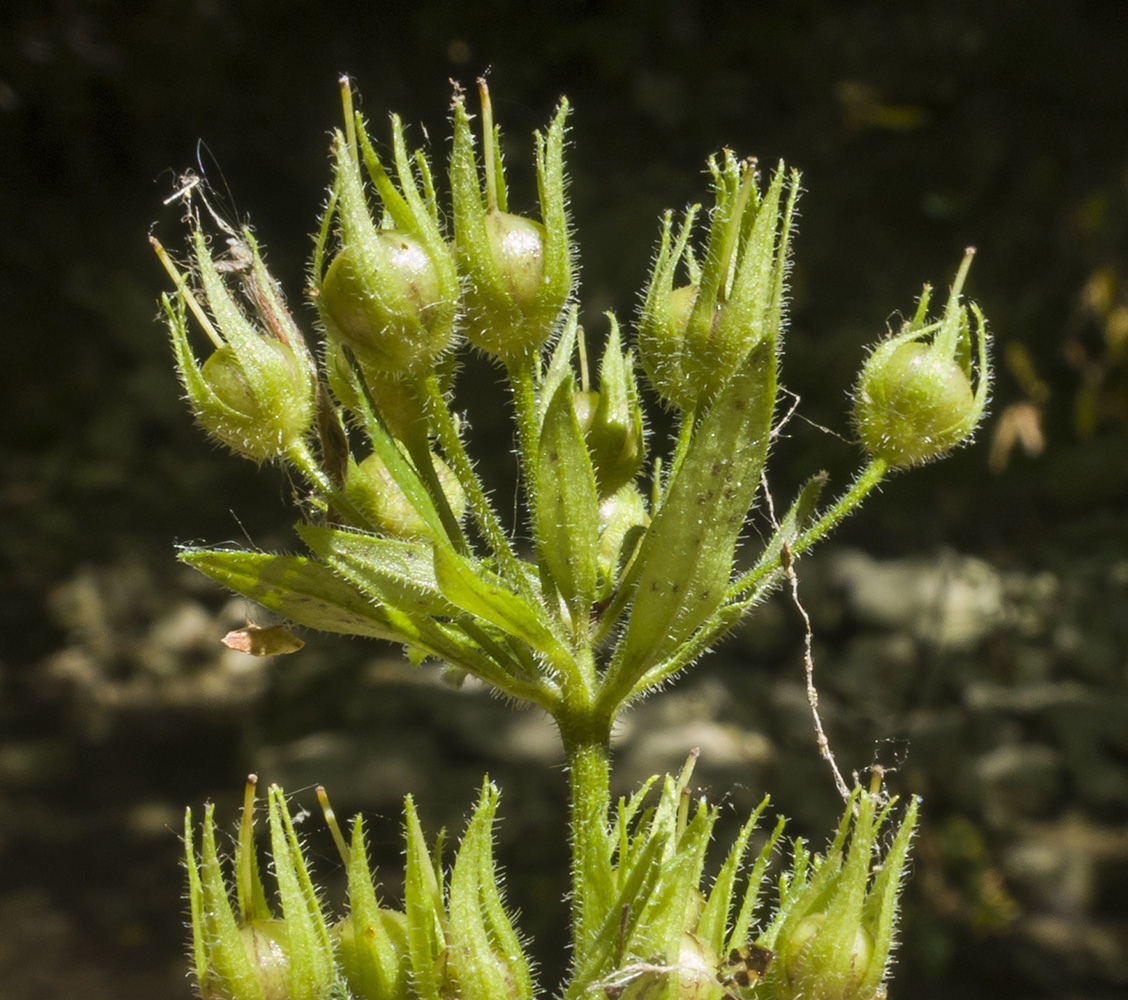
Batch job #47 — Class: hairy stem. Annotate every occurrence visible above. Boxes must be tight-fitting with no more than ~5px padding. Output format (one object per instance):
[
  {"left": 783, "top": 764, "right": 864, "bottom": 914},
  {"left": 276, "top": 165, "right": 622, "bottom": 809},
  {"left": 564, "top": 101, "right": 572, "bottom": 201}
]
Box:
[{"left": 560, "top": 716, "right": 614, "bottom": 959}]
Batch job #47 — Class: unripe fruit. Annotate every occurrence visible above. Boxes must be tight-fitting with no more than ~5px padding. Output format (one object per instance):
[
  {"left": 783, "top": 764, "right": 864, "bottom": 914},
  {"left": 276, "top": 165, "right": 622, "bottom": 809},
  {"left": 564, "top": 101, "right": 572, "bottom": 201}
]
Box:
[
  {"left": 346, "top": 451, "right": 465, "bottom": 540},
  {"left": 197, "top": 341, "right": 314, "bottom": 460},
  {"left": 320, "top": 234, "right": 449, "bottom": 373},
  {"left": 853, "top": 341, "right": 976, "bottom": 467},
  {"left": 234, "top": 921, "right": 290, "bottom": 1000},
  {"left": 779, "top": 913, "right": 876, "bottom": 1000},
  {"left": 485, "top": 211, "right": 547, "bottom": 309},
  {"left": 853, "top": 252, "right": 990, "bottom": 469}
]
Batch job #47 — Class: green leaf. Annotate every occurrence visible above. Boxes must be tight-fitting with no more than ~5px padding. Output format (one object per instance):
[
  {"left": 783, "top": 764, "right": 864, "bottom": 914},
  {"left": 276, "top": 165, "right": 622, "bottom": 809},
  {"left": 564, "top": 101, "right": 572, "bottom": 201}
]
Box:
[
  {"left": 536, "top": 377, "right": 600, "bottom": 626},
  {"left": 297, "top": 525, "right": 461, "bottom": 617},
  {"left": 181, "top": 548, "right": 407, "bottom": 641},
  {"left": 433, "top": 546, "right": 568, "bottom": 664},
  {"left": 611, "top": 339, "right": 776, "bottom": 695},
  {"left": 297, "top": 528, "right": 563, "bottom": 707}
]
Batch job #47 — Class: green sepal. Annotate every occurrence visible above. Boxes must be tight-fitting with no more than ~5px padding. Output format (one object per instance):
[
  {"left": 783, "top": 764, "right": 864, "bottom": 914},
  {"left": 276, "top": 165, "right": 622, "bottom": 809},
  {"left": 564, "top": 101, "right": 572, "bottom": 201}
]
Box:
[
  {"left": 448, "top": 781, "right": 533, "bottom": 1000},
  {"left": 637, "top": 206, "right": 699, "bottom": 409},
  {"left": 566, "top": 820, "right": 669, "bottom": 999},
  {"left": 724, "top": 814, "right": 787, "bottom": 956},
  {"left": 583, "top": 316, "right": 646, "bottom": 497},
  {"left": 450, "top": 88, "right": 572, "bottom": 363},
  {"left": 595, "top": 485, "right": 649, "bottom": 605},
  {"left": 538, "top": 309, "right": 579, "bottom": 427},
  {"left": 681, "top": 162, "right": 785, "bottom": 405},
  {"left": 179, "top": 548, "right": 409, "bottom": 641},
  {"left": 184, "top": 809, "right": 211, "bottom": 992},
  {"left": 695, "top": 795, "right": 770, "bottom": 954},
  {"left": 609, "top": 339, "right": 776, "bottom": 701},
  {"left": 860, "top": 796, "right": 918, "bottom": 996},
  {"left": 403, "top": 796, "right": 448, "bottom": 1000},
  {"left": 266, "top": 786, "right": 335, "bottom": 1000},
  {"left": 194, "top": 804, "right": 265, "bottom": 1000},
  {"left": 338, "top": 816, "right": 411, "bottom": 1000},
  {"left": 536, "top": 376, "right": 600, "bottom": 628},
  {"left": 234, "top": 782, "right": 273, "bottom": 926},
  {"left": 634, "top": 798, "right": 717, "bottom": 968}
]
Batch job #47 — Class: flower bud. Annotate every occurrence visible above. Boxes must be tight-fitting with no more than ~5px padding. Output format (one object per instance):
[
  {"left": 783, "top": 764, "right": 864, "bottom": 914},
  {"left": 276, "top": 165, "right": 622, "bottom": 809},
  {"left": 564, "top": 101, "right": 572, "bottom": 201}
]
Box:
[
  {"left": 638, "top": 153, "right": 798, "bottom": 410},
  {"left": 596, "top": 484, "right": 648, "bottom": 594},
  {"left": 345, "top": 450, "right": 465, "bottom": 540},
  {"left": 450, "top": 79, "right": 573, "bottom": 364},
  {"left": 315, "top": 84, "right": 458, "bottom": 375},
  {"left": 573, "top": 315, "right": 645, "bottom": 496},
  {"left": 853, "top": 249, "right": 990, "bottom": 468},
  {"left": 156, "top": 230, "right": 316, "bottom": 461},
  {"left": 762, "top": 778, "right": 918, "bottom": 1000},
  {"left": 184, "top": 779, "right": 336, "bottom": 1000}
]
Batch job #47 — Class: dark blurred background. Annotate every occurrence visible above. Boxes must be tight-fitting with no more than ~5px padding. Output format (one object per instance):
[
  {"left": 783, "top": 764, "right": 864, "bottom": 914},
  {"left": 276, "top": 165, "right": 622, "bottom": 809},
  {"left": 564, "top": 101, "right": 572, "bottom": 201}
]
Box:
[{"left": 3, "top": 1, "right": 1128, "bottom": 998}]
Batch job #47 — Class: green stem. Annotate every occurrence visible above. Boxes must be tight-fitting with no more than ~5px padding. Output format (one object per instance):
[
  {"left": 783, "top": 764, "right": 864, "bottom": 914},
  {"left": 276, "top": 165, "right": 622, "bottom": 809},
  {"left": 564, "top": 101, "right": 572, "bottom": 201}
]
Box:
[
  {"left": 727, "top": 456, "right": 889, "bottom": 602},
  {"left": 790, "top": 455, "right": 888, "bottom": 559},
  {"left": 419, "top": 374, "right": 538, "bottom": 604},
  {"left": 286, "top": 439, "right": 374, "bottom": 530},
  {"left": 400, "top": 415, "right": 470, "bottom": 554},
  {"left": 508, "top": 354, "right": 542, "bottom": 523},
  {"left": 560, "top": 717, "right": 614, "bottom": 957}
]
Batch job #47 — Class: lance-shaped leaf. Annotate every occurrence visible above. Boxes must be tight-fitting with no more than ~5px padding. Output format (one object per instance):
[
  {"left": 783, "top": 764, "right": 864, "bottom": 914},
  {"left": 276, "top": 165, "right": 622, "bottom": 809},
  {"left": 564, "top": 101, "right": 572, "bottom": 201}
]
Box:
[
  {"left": 608, "top": 339, "right": 776, "bottom": 701},
  {"left": 297, "top": 525, "right": 461, "bottom": 618},
  {"left": 536, "top": 377, "right": 600, "bottom": 626},
  {"left": 623, "top": 470, "right": 829, "bottom": 701},
  {"left": 181, "top": 548, "right": 408, "bottom": 641},
  {"left": 433, "top": 546, "right": 572, "bottom": 672}
]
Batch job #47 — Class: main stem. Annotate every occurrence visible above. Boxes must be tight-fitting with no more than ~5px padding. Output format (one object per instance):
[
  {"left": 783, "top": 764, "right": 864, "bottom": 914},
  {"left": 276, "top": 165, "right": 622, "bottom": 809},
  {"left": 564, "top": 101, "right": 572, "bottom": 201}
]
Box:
[{"left": 560, "top": 714, "right": 614, "bottom": 960}]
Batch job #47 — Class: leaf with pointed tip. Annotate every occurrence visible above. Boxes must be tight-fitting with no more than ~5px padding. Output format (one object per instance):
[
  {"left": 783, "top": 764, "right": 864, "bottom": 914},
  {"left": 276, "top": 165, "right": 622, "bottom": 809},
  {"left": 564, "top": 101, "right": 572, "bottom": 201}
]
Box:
[
  {"left": 614, "top": 340, "right": 776, "bottom": 691},
  {"left": 181, "top": 548, "right": 407, "bottom": 641},
  {"left": 298, "top": 525, "right": 460, "bottom": 617},
  {"left": 433, "top": 546, "right": 567, "bottom": 664},
  {"left": 536, "top": 377, "right": 600, "bottom": 623}
]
